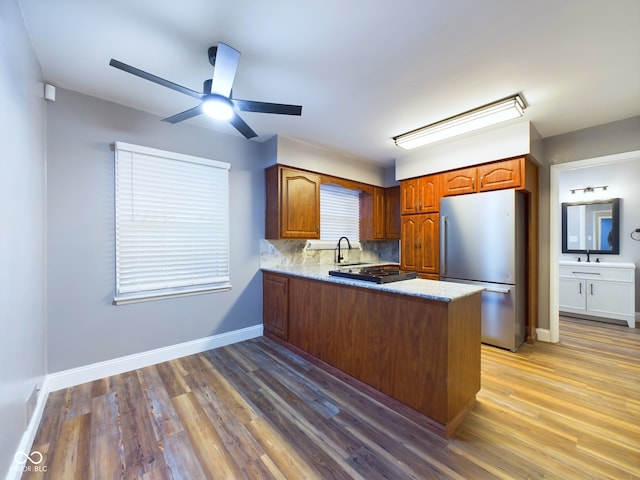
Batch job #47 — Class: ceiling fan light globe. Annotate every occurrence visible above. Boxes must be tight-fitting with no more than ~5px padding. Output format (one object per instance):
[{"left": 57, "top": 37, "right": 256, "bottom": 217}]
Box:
[{"left": 202, "top": 96, "right": 234, "bottom": 120}]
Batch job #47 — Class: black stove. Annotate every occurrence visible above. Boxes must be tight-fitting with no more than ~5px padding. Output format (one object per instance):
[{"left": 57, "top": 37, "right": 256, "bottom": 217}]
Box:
[{"left": 328, "top": 265, "right": 418, "bottom": 284}]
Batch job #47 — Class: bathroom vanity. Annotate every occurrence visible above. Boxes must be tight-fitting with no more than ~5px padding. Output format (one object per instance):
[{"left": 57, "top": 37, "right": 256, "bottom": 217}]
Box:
[{"left": 559, "top": 261, "right": 636, "bottom": 328}]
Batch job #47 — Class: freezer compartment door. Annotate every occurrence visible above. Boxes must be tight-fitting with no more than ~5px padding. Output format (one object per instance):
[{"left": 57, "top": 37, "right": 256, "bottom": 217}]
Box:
[{"left": 441, "top": 278, "right": 525, "bottom": 352}]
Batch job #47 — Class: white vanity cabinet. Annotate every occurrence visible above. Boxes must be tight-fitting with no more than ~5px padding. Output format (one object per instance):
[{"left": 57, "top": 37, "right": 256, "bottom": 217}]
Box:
[{"left": 559, "top": 261, "right": 636, "bottom": 328}]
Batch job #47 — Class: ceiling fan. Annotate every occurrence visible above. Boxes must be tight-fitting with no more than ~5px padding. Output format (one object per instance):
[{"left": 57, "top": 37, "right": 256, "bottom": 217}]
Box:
[{"left": 109, "top": 42, "right": 302, "bottom": 139}]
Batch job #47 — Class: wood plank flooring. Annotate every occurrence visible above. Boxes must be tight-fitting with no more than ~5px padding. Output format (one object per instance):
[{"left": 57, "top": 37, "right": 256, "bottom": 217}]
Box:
[{"left": 23, "top": 317, "right": 640, "bottom": 479}]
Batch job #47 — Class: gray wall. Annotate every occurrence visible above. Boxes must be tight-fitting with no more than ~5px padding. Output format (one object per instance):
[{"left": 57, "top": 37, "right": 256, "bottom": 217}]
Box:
[
  {"left": 0, "top": 0, "right": 47, "bottom": 475},
  {"left": 46, "top": 88, "right": 266, "bottom": 372},
  {"left": 537, "top": 115, "right": 640, "bottom": 330},
  {"left": 544, "top": 116, "right": 640, "bottom": 166}
]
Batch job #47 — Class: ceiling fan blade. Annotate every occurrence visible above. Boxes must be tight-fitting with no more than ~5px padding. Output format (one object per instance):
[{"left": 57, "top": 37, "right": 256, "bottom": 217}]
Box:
[
  {"left": 162, "top": 105, "right": 203, "bottom": 124},
  {"left": 229, "top": 113, "right": 257, "bottom": 139},
  {"left": 233, "top": 99, "right": 302, "bottom": 116},
  {"left": 210, "top": 43, "right": 240, "bottom": 97},
  {"left": 109, "top": 59, "right": 203, "bottom": 101}
]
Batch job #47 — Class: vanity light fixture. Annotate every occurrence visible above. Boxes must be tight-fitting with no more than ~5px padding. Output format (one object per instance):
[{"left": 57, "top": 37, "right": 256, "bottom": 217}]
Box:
[
  {"left": 393, "top": 94, "right": 526, "bottom": 150},
  {"left": 570, "top": 185, "right": 608, "bottom": 194}
]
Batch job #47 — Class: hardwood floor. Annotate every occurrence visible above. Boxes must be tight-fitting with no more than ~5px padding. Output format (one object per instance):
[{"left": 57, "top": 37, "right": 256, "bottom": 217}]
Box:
[{"left": 23, "top": 317, "right": 640, "bottom": 479}]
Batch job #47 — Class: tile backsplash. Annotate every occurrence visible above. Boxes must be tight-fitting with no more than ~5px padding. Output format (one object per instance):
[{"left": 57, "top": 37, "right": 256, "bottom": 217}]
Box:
[{"left": 260, "top": 239, "right": 400, "bottom": 268}]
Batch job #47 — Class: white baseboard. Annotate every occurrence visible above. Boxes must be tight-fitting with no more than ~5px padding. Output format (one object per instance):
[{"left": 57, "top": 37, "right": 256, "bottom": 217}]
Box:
[
  {"left": 46, "top": 324, "right": 263, "bottom": 392},
  {"left": 5, "top": 379, "right": 50, "bottom": 480},
  {"left": 536, "top": 328, "right": 552, "bottom": 343},
  {"left": 5, "top": 325, "right": 262, "bottom": 480}
]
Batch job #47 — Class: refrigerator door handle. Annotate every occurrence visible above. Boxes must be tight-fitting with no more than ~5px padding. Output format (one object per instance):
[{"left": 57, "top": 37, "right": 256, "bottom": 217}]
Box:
[
  {"left": 440, "top": 215, "right": 448, "bottom": 276},
  {"left": 485, "top": 286, "right": 511, "bottom": 294}
]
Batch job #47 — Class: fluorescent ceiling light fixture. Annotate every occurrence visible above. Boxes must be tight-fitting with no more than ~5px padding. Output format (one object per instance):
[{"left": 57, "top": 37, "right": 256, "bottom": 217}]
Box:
[
  {"left": 202, "top": 95, "right": 234, "bottom": 120},
  {"left": 394, "top": 94, "right": 526, "bottom": 150}
]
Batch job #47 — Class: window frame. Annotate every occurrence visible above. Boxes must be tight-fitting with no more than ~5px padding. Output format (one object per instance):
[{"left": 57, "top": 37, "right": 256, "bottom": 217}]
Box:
[{"left": 113, "top": 142, "right": 231, "bottom": 305}]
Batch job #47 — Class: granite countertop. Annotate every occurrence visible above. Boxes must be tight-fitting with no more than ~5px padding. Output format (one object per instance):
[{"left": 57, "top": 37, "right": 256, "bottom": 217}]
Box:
[{"left": 261, "top": 264, "right": 485, "bottom": 303}]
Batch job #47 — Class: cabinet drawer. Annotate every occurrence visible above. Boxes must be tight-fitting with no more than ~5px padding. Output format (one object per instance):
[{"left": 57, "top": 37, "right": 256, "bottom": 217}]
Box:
[{"left": 559, "top": 265, "right": 634, "bottom": 282}]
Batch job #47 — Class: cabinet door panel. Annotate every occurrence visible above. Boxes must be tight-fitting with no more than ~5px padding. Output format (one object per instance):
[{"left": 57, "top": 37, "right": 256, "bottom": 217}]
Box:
[
  {"left": 280, "top": 169, "right": 320, "bottom": 238},
  {"left": 385, "top": 186, "right": 401, "bottom": 239},
  {"left": 559, "top": 277, "right": 586, "bottom": 311},
  {"left": 442, "top": 168, "right": 476, "bottom": 196},
  {"left": 372, "top": 187, "right": 386, "bottom": 239},
  {"left": 418, "top": 176, "right": 440, "bottom": 212},
  {"left": 401, "top": 217, "right": 419, "bottom": 270},
  {"left": 400, "top": 179, "right": 420, "bottom": 214},
  {"left": 587, "top": 280, "right": 635, "bottom": 318},
  {"left": 263, "top": 273, "right": 289, "bottom": 339},
  {"left": 478, "top": 158, "right": 522, "bottom": 191},
  {"left": 419, "top": 214, "right": 440, "bottom": 275}
]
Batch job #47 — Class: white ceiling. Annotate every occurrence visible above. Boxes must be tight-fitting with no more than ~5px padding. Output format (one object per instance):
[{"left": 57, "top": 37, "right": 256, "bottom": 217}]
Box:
[{"left": 17, "top": 0, "right": 640, "bottom": 166}]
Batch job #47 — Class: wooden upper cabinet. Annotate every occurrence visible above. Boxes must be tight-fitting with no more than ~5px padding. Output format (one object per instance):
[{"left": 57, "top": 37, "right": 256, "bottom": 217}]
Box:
[
  {"left": 441, "top": 157, "right": 524, "bottom": 196},
  {"left": 385, "top": 186, "right": 401, "bottom": 239},
  {"left": 268, "top": 165, "right": 399, "bottom": 241},
  {"left": 400, "top": 175, "right": 440, "bottom": 214},
  {"left": 266, "top": 165, "right": 320, "bottom": 239},
  {"left": 361, "top": 186, "right": 400, "bottom": 240},
  {"left": 477, "top": 157, "right": 523, "bottom": 192},
  {"left": 372, "top": 187, "right": 387, "bottom": 239},
  {"left": 441, "top": 167, "right": 477, "bottom": 196}
]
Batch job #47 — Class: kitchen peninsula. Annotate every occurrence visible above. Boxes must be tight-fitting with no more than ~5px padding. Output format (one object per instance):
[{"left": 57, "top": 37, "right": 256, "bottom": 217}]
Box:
[{"left": 262, "top": 265, "right": 484, "bottom": 438}]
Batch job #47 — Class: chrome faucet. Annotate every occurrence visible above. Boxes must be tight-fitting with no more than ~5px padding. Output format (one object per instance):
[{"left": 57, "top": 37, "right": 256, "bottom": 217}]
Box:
[{"left": 336, "top": 236, "right": 352, "bottom": 264}]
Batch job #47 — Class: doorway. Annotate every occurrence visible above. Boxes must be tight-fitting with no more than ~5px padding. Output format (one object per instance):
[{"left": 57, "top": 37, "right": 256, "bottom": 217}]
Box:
[{"left": 549, "top": 150, "right": 640, "bottom": 342}]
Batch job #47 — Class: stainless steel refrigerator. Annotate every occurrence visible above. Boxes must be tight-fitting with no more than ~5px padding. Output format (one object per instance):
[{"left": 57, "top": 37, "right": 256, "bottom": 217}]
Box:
[{"left": 440, "top": 189, "right": 526, "bottom": 351}]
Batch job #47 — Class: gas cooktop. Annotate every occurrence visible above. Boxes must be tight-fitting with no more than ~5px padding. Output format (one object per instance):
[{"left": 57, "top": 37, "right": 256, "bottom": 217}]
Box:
[{"left": 328, "top": 265, "right": 418, "bottom": 284}]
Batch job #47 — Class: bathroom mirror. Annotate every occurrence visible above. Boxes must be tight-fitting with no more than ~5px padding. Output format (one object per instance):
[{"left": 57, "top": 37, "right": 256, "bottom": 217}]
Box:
[{"left": 561, "top": 198, "right": 620, "bottom": 254}]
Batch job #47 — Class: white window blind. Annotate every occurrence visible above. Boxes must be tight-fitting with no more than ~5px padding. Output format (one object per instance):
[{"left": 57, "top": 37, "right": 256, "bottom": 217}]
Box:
[
  {"left": 320, "top": 184, "right": 360, "bottom": 241},
  {"left": 114, "top": 142, "right": 231, "bottom": 305}
]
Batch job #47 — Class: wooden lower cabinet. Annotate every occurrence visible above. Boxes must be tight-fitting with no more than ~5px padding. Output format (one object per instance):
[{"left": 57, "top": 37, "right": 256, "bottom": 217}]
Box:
[
  {"left": 264, "top": 272, "right": 482, "bottom": 438},
  {"left": 262, "top": 272, "right": 289, "bottom": 339},
  {"left": 401, "top": 213, "right": 439, "bottom": 275}
]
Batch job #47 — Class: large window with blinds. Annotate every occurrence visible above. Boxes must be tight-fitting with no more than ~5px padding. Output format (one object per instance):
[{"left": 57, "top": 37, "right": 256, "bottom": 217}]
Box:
[
  {"left": 113, "top": 142, "right": 231, "bottom": 305},
  {"left": 320, "top": 183, "right": 360, "bottom": 241}
]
